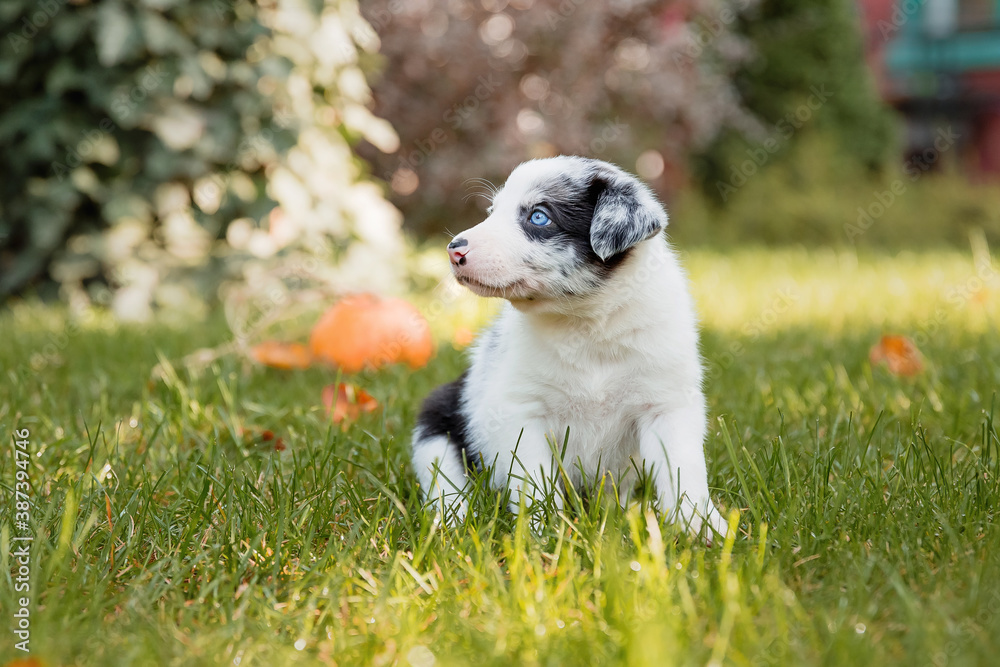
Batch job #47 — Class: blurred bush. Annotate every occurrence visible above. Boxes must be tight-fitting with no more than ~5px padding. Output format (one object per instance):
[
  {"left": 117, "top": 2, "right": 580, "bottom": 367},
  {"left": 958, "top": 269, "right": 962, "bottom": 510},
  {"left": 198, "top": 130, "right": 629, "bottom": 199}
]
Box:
[
  {"left": 0, "top": 0, "right": 402, "bottom": 323},
  {"left": 677, "top": 0, "right": 1000, "bottom": 250},
  {"left": 672, "top": 130, "right": 1000, "bottom": 248},
  {"left": 358, "top": 0, "right": 758, "bottom": 235},
  {"left": 692, "top": 0, "right": 897, "bottom": 198}
]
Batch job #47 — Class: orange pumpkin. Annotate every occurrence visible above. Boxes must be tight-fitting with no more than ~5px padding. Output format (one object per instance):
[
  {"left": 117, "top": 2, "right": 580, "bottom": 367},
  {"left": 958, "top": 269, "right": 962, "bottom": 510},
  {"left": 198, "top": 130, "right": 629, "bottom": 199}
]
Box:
[{"left": 309, "top": 294, "right": 434, "bottom": 372}]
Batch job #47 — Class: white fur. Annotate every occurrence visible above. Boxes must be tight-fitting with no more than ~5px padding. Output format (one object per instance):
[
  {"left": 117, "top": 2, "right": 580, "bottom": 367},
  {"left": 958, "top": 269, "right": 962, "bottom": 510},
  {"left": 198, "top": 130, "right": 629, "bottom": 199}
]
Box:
[
  {"left": 410, "top": 433, "right": 468, "bottom": 523},
  {"left": 412, "top": 156, "right": 726, "bottom": 536}
]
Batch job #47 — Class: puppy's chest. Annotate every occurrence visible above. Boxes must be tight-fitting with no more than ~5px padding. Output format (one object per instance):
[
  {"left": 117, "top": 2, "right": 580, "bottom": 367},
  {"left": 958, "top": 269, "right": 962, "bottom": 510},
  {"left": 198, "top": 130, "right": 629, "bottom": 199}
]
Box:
[
  {"left": 527, "top": 352, "right": 654, "bottom": 424},
  {"left": 526, "top": 364, "right": 647, "bottom": 474}
]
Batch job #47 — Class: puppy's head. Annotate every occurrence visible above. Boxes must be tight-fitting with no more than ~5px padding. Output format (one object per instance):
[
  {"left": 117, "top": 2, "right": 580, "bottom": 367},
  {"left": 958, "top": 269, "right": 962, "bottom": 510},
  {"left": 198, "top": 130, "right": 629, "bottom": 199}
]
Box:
[{"left": 447, "top": 156, "right": 667, "bottom": 303}]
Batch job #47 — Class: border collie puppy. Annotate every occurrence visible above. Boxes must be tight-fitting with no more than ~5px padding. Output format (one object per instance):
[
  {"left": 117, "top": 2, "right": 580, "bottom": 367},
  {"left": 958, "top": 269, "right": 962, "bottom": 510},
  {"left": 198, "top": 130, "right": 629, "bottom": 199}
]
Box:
[{"left": 411, "top": 156, "right": 725, "bottom": 536}]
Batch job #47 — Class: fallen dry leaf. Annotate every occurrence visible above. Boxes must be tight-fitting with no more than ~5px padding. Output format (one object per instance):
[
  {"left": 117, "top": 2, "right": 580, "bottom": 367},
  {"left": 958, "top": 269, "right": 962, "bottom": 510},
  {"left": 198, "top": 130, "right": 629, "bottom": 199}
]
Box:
[
  {"left": 250, "top": 341, "right": 313, "bottom": 370},
  {"left": 869, "top": 335, "right": 924, "bottom": 376},
  {"left": 310, "top": 294, "right": 434, "bottom": 372},
  {"left": 323, "top": 382, "right": 380, "bottom": 426}
]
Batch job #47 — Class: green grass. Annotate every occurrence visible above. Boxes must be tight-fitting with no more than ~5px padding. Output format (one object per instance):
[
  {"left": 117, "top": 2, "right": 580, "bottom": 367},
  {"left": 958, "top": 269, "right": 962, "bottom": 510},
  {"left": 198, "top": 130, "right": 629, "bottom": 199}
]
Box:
[{"left": 2, "top": 247, "right": 999, "bottom": 666}]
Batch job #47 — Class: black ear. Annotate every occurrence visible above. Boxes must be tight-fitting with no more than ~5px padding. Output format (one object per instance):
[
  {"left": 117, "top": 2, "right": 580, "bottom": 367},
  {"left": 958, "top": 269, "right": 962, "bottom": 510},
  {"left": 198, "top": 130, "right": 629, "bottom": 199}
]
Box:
[{"left": 588, "top": 168, "right": 668, "bottom": 261}]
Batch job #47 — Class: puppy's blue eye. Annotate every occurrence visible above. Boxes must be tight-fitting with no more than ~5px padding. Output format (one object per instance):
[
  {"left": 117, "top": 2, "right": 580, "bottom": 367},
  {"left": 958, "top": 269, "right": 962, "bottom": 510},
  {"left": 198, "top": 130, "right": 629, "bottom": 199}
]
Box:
[{"left": 529, "top": 210, "right": 550, "bottom": 226}]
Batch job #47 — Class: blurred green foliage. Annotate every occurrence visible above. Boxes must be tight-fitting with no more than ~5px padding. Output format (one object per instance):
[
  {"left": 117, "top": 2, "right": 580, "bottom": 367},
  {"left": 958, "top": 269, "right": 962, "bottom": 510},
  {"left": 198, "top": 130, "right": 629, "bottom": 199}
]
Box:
[
  {"left": 673, "top": 131, "right": 1000, "bottom": 248},
  {"left": 0, "top": 0, "right": 277, "bottom": 299},
  {"left": 691, "top": 0, "right": 897, "bottom": 201},
  {"left": 0, "top": 0, "right": 403, "bottom": 320}
]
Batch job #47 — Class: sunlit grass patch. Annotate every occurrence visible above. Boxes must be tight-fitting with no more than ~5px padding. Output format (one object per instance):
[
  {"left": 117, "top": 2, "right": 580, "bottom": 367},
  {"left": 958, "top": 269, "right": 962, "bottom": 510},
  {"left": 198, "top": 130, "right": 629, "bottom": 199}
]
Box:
[{"left": 686, "top": 245, "right": 998, "bottom": 334}]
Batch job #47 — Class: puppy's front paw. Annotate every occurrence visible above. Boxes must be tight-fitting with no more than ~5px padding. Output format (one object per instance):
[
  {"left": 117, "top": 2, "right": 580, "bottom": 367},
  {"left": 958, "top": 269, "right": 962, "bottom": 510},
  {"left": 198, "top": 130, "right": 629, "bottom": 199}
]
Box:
[
  {"left": 698, "top": 507, "right": 731, "bottom": 546},
  {"left": 673, "top": 502, "right": 731, "bottom": 546},
  {"left": 690, "top": 506, "right": 737, "bottom": 547}
]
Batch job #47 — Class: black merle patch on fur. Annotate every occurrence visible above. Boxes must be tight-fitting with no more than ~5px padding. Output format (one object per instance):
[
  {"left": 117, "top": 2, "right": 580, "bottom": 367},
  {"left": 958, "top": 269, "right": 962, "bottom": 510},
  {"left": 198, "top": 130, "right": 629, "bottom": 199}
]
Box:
[
  {"left": 415, "top": 371, "right": 474, "bottom": 471},
  {"left": 589, "top": 169, "right": 665, "bottom": 261},
  {"left": 516, "top": 170, "right": 633, "bottom": 278}
]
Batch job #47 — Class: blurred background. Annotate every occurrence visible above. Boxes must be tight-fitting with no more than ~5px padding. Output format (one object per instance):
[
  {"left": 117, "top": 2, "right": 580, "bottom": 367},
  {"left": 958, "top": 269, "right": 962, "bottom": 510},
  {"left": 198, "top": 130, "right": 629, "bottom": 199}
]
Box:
[{"left": 1, "top": 0, "right": 999, "bottom": 323}]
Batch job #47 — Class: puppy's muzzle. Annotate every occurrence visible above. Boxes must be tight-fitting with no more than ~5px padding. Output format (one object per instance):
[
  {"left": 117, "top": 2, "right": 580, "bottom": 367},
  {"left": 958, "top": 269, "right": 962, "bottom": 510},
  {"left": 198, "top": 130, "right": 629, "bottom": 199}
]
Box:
[{"left": 448, "top": 237, "right": 469, "bottom": 266}]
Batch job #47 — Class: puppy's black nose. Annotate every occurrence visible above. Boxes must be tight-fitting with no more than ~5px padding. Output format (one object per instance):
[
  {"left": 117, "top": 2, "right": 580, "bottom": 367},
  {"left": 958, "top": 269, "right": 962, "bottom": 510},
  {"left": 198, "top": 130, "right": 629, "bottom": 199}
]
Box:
[{"left": 448, "top": 237, "right": 469, "bottom": 265}]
